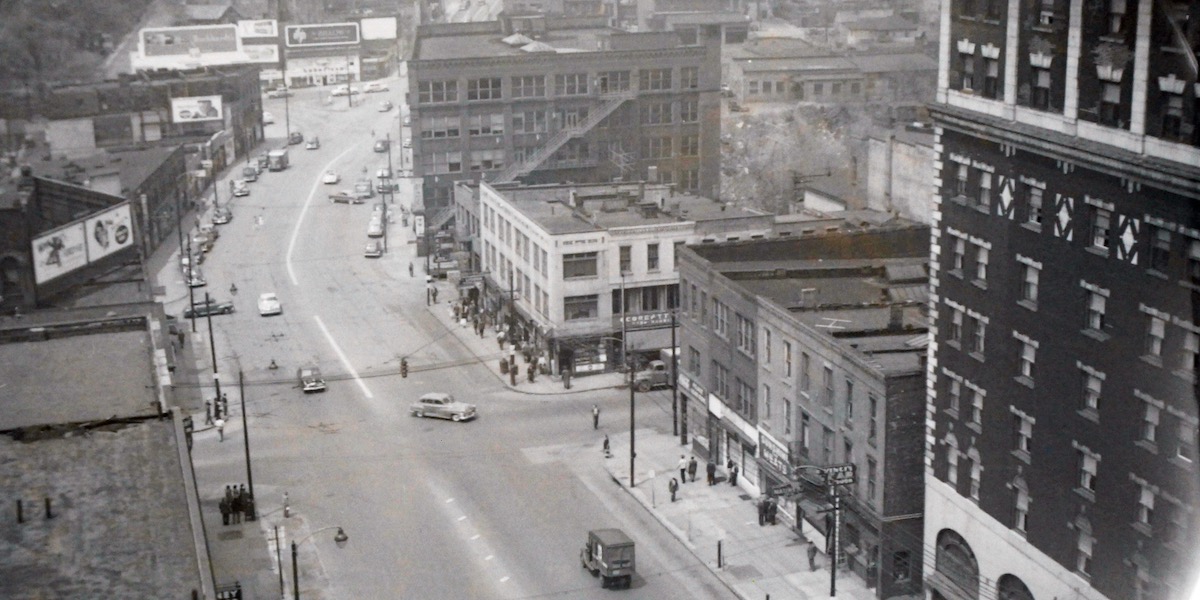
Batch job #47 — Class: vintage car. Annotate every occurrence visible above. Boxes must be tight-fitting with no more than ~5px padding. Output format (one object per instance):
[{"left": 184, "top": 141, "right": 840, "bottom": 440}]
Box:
[
  {"left": 410, "top": 392, "right": 476, "bottom": 422},
  {"left": 580, "top": 528, "right": 636, "bottom": 589},
  {"left": 297, "top": 366, "right": 327, "bottom": 393}
]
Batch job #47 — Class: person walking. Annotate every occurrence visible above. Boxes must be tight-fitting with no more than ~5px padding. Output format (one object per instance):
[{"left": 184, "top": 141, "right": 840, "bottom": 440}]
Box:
[
  {"left": 668, "top": 478, "right": 679, "bottom": 502},
  {"left": 219, "top": 495, "right": 231, "bottom": 526},
  {"left": 221, "top": 393, "right": 229, "bottom": 417},
  {"left": 687, "top": 456, "right": 698, "bottom": 482},
  {"left": 706, "top": 460, "right": 717, "bottom": 485},
  {"left": 592, "top": 404, "right": 600, "bottom": 430},
  {"left": 214, "top": 417, "right": 225, "bottom": 442},
  {"left": 677, "top": 455, "right": 688, "bottom": 483},
  {"left": 807, "top": 541, "right": 819, "bottom": 571},
  {"left": 204, "top": 400, "right": 213, "bottom": 425},
  {"left": 602, "top": 434, "right": 611, "bottom": 457},
  {"left": 729, "top": 463, "right": 740, "bottom": 486},
  {"left": 408, "top": 262, "right": 414, "bottom": 277},
  {"left": 757, "top": 497, "right": 768, "bottom": 526},
  {"left": 230, "top": 487, "right": 242, "bottom": 524}
]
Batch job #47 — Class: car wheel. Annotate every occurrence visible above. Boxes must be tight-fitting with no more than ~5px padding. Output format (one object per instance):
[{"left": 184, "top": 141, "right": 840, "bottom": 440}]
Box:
[
  {"left": 414, "top": 410, "right": 424, "bottom": 418},
  {"left": 223, "top": 307, "right": 233, "bottom": 314},
  {"left": 451, "top": 413, "right": 462, "bottom": 422},
  {"left": 600, "top": 576, "right": 609, "bottom": 589},
  {"left": 636, "top": 381, "right": 651, "bottom": 392}
]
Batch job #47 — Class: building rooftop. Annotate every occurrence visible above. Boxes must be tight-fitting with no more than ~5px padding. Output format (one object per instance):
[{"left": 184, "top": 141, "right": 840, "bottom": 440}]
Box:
[
  {"left": 494, "top": 182, "right": 763, "bottom": 235},
  {"left": 843, "top": 15, "right": 919, "bottom": 31},
  {"left": 21, "top": 146, "right": 180, "bottom": 197},
  {"left": 414, "top": 18, "right": 693, "bottom": 60},
  {"left": 847, "top": 52, "right": 937, "bottom": 74}
]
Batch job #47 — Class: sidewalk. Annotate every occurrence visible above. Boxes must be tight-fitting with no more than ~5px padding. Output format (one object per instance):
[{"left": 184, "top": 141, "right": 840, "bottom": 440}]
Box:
[
  {"left": 602, "top": 429, "right": 881, "bottom": 600},
  {"left": 421, "top": 289, "right": 627, "bottom": 396}
]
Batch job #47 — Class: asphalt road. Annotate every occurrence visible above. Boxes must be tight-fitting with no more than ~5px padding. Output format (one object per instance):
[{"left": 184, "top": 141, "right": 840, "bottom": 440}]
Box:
[{"left": 181, "top": 77, "right": 733, "bottom": 599}]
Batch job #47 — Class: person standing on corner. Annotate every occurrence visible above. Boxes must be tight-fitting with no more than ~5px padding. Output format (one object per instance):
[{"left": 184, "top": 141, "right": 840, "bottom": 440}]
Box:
[
  {"left": 677, "top": 455, "right": 688, "bottom": 483},
  {"left": 807, "top": 541, "right": 819, "bottom": 571},
  {"left": 592, "top": 404, "right": 600, "bottom": 429},
  {"left": 215, "top": 417, "right": 225, "bottom": 442},
  {"left": 729, "top": 462, "right": 740, "bottom": 486},
  {"left": 219, "top": 494, "right": 231, "bottom": 526},
  {"left": 706, "top": 460, "right": 717, "bottom": 486},
  {"left": 687, "top": 456, "right": 698, "bottom": 482},
  {"left": 668, "top": 477, "right": 679, "bottom": 502}
]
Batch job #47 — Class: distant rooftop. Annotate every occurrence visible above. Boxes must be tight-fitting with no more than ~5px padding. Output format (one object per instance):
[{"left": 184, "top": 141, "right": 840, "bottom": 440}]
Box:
[
  {"left": 843, "top": 15, "right": 919, "bottom": 31},
  {"left": 414, "top": 19, "right": 692, "bottom": 60}
]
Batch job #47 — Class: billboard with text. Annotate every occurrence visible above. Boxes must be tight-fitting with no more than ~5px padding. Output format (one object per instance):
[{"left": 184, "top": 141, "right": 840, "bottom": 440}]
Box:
[
  {"left": 170, "top": 95, "right": 224, "bottom": 123},
  {"left": 140, "top": 25, "right": 239, "bottom": 56},
  {"left": 32, "top": 223, "right": 87, "bottom": 285},
  {"left": 238, "top": 19, "right": 278, "bottom": 38},
  {"left": 85, "top": 203, "right": 135, "bottom": 263},
  {"left": 285, "top": 23, "right": 360, "bottom": 47}
]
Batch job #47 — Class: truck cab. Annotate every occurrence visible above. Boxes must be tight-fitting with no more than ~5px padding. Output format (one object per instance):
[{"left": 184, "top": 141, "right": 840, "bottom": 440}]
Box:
[
  {"left": 267, "top": 149, "right": 289, "bottom": 171},
  {"left": 633, "top": 359, "right": 670, "bottom": 392},
  {"left": 580, "top": 528, "right": 635, "bottom": 589}
]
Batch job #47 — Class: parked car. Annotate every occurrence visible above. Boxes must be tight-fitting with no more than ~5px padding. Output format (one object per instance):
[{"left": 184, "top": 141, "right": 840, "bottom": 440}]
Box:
[
  {"left": 297, "top": 366, "right": 327, "bottom": 393},
  {"left": 402, "top": 138, "right": 412, "bottom": 148},
  {"left": 376, "top": 178, "right": 397, "bottom": 193},
  {"left": 580, "top": 528, "right": 636, "bottom": 589},
  {"left": 633, "top": 359, "right": 670, "bottom": 392},
  {"left": 257, "top": 292, "right": 282, "bottom": 316},
  {"left": 192, "top": 231, "right": 215, "bottom": 253},
  {"left": 330, "top": 85, "right": 360, "bottom": 96},
  {"left": 375, "top": 167, "right": 393, "bottom": 179},
  {"left": 410, "top": 392, "right": 477, "bottom": 422},
  {"left": 212, "top": 207, "right": 233, "bottom": 225},
  {"left": 353, "top": 180, "right": 375, "bottom": 199},
  {"left": 367, "top": 219, "right": 384, "bottom": 238},
  {"left": 364, "top": 82, "right": 389, "bottom": 93},
  {"left": 267, "top": 88, "right": 293, "bottom": 98},
  {"left": 323, "top": 171, "right": 341, "bottom": 185},
  {"left": 329, "top": 191, "right": 364, "bottom": 204},
  {"left": 305, "top": 136, "right": 320, "bottom": 150},
  {"left": 185, "top": 268, "right": 207, "bottom": 288},
  {"left": 378, "top": 101, "right": 393, "bottom": 112},
  {"left": 263, "top": 111, "right": 275, "bottom": 124},
  {"left": 241, "top": 166, "right": 259, "bottom": 182},
  {"left": 257, "top": 154, "right": 270, "bottom": 170},
  {"left": 363, "top": 240, "right": 383, "bottom": 258},
  {"left": 373, "top": 139, "right": 389, "bottom": 153},
  {"left": 183, "top": 298, "right": 234, "bottom": 318},
  {"left": 288, "top": 131, "right": 304, "bottom": 145},
  {"left": 232, "top": 180, "right": 250, "bottom": 197}
]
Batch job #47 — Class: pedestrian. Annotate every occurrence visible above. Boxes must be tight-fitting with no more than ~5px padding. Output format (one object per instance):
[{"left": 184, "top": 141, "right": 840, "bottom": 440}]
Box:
[
  {"left": 729, "top": 463, "right": 740, "bottom": 486},
  {"left": 592, "top": 404, "right": 600, "bottom": 430},
  {"left": 757, "top": 497, "right": 767, "bottom": 526},
  {"left": 767, "top": 497, "right": 778, "bottom": 525},
  {"left": 177, "top": 330, "right": 185, "bottom": 347},
  {"left": 225, "top": 485, "right": 234, "bottom": 506},
  {"left": 706, "top": 460, "right": 716, "bottom": 485},
  {"left": 213, "top": 397, "right": 222, "bottom": 420},
  {"left": 204, "top": 400, "right": 213, "bottom": 425},
  {"left": 527, "top": 363, "right": 535, "bottom": 383},
  {"left": 807, "top": 541, "right": 819, "bottom": 571},
  {"left": 219, "top": 495, "right": 231, "bottom": 525},
  {"left": 432, "top": 288, "right": 438, "bottom": 303},
  {"left": 215, "top": 417, "right": 225, "bottom": 442},
  {"left": 408, "top": 262, "right": 414, "bottom": 277},
  {"left": 497, "top": 329, "right": 506, "bottom": 349},
  {"left": 602, "top": 434, "right": 611, "bottom": 457},
  {"left": 230, "top": 487, "right": 242, "bottom": 524},
  {"left": 221, "top": 393, "right": 229, "bottom": 417},
  {"left": 668, "top": 477, "right": 679, "bottom": 502},
  {"left": 677, "top": 455, "right": 688, "bottom": 483},
  {"left": 687, "top": 456, "right": 698, "bottom": 482}
]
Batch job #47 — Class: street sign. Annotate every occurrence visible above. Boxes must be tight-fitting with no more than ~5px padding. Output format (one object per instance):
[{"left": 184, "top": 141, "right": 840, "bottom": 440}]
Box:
[{"left": 825, "top": 464, "right": 856, "bottom": 486}]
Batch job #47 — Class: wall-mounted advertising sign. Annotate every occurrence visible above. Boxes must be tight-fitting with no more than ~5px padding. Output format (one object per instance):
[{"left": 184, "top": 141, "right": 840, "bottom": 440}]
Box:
[
  {"left": 140, "top": 25, "right": 239, "bottom": 56},
  {"left": 171, "top": 95, "right": 224, "bottom": 123},
  {"left": 284, "top": 23, "right": 360, "bottom": 47},
  {"left": 32, "top": 223, "right": 87, "bottom": 285},
  {"left": 237, "top": 19, "right": 278, "bottom": 38},
  {"left": 85, "top": 203, "right": 134, "bottom": 262}
]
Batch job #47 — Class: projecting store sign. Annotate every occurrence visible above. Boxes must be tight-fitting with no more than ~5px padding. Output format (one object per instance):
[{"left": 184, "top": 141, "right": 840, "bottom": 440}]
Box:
[{"left": 285, "top": 24, "right": 360, "bottom": 47}]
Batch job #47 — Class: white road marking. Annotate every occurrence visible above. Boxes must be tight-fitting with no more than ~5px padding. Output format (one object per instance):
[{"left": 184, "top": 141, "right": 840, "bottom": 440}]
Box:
[
  {"left": 457, "top": 515, "right": 467, "bottom": 521},
  {"left": 446, "top": 498, "right": 456, "bottom": 503},
  {"left": 484, "top": 555, "right": 494, "bottom": 561},
  {"left": 313, "top": 314, "right": 374, "bottom": 399},
  {"left": 286, "top": 144, "right": 361, "bottom": 286},
  {"left": 470, "top": 534, "right": 480, "bottom": 540},
  {"left": 499, "top": 576, "right": 509, "bottom": 583}
]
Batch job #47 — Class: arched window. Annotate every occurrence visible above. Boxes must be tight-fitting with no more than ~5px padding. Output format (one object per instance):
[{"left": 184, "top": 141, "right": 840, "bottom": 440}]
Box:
[
  {"left": 997, "top": 574, "right": 1035, "bottom": 600},
  {"left": 935, "top": 529, "right": 980, "bottom": 597}
]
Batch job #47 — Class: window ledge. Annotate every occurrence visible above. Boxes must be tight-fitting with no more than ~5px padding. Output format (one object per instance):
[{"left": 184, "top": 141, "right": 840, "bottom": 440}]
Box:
[
  {"left": 1135, "top": 439, "right": 1158, "bottom": 455},
  {"left": 1141, "top": 355, "right": 1163, "bottom": 368},
  {"left": 946, "top": 340, "right": 962, "bottom": 351},
  {"left": 948, "top": 269, "right": 964, "bottom": 279},
  {"left": 1169, "top": 454, "right": 1195, "bottom": 471},
  {"left": 1011, "top": 449, "right": 1031, "bottom": 464},
  {"left": 1017, "top": 299, "right": 1038, "bottom": 312},
  {"left": 1020, "top": 222, "right": 1043, "bottom": 234},
  {"left": 1181, "top": 280, "right": 1200, "bottom": 293},
  {"left": 1131, "top": 522, "right": 1152, "bottom": 537},
  {"left": 973, "top": 204, "right": 990, "bottom": 215},
  {"left": 971, "top": 279, "right": 988, "bottom": 290},
  {"left": 1081, "top": 328, "right": 1110, "bottom": 343},
  {"left": 1073, "top": 487, "right": 1096, "bottom": 503},
  {"left": 1015, "top": 375, "right": 1035, "bottom": 389},
  {"left": 1085, "top": 246, "right": 1110, "bottom": 258},
  {"left": 1078, "top": 407, "right": 1100, "bottom": 424},
  {"left": 950, "top": 195, "right": 968, "bottom": 206},
  {"left": 945, "top": 408, "right": 960, "bottom": 420},
  {"left": 1173, "top": 369, "right": 1196, "bottom": 383},
  {"left": 1145, "top": 269, "right": 1168, "bottom": 281},
  {"left": 966, "top": 422, "right": 982, "bottom": 435},
  {"left": 968, "top": 351, "right": 986, "bottom": 363}
]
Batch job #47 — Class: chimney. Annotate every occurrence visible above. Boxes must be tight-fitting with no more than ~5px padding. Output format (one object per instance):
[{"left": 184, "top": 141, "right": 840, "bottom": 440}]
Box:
[{"left": 889, "top": 304, "right": 904, "bottom": 330}]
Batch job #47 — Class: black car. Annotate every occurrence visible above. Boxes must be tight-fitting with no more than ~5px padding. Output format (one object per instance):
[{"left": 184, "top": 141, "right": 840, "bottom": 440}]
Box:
[
  {"left": 182, "top": 299, "right": 234, "bottom": 318},
  {"left": 373, "top": 139, "right": 389, "bottom": 153},
  {"left": 288, "top": 131, "right": 304, "bottom": 145}
]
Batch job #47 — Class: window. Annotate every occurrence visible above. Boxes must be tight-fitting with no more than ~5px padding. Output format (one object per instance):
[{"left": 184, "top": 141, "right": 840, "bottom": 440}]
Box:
[
  {"left": 420, "top": 116, "right": 461, "bottom": 138},
  {"left": 952, "top": 238, "right": 966, "bottom": 273},
  {"left": 1082, "top": 370, "right": 1102, "bottom": 412},
  {"left": 1032, "top": 67, "right": 1051, "bottom": 109},
  {"left": 619, "top": 245, "right": 631, "bottom": 273},
  {"left": 554, "top": 73, "right": 588, "bottom": 96},
  {"left": 813, "top": 82, "right": 823, "bottom": 96},
  {"left": 1014, "top": 488, "right": 1029, "bottom": 532},
  {"left": 642, "top": 136, "right": 672, "bottom": 159},
  {"left": 1092, "top": 208, "right": 1111, "bottom": 250},
  {"left": 688, "top": 346, "right": 702, "bottom": 375},
  {"left": 680, "top": 99, "right": 699, "bottom": 123},
  {"left": 947, "top": 443, "right": 959, "bottom": 484},
  {"left": 736, "top": 378, "right": 754, "bottom": 413},
  {"left": 1108, "top": 0, "right": 1126, "bottom": 34},
  {"left": 955, "top": 163, "right": 969, "bottom": 196},
  {"left": 1076, "top": 531, "right": 1094, "bottom": 576},
  {"left": 736, "top": 314, "right": 755, "bottom": 355},
  {"left": 893, "top": 551, "right": 911, "bottom": 583},
  {"left": 822, "top": 426, "right": 834, "bottom": 464},
  {"left": 1142, "top": 400, "right": 1160, "bottom": 443},
  {"left": 1019, "top": 340, "right": 1036, "bottom": 380},
  {"left": 1189, "top": 240, "right": 1200, "bottom": 285},
  {"left": 1178, "top": 420, "right": 1196, "bottom": 461},
  {"left": 1078, "top": 450, "right": 1098, "bottom": 492},
  {"left": 564, "top": 295, "right": 598, "bottom": 320},
  {"left": 712, "top": 299, "right": 729, "bottom": 338},
  {"left": 1021, "top": 263, "right": 1039, "bottom": 303},
  {"left": 418, "top": 79, "right": 458, "bottom": 103},
  {"left": 647, "top": 243, "right": 659, "bottom": 270},
  {"left": 1184, "top": 331, "right": 1200, "bottom": 374},
  {"left": 783, "top": 400, "right": 793, "bottom": 434},
  {"left": 511, "top": 110, "right": 548, "bottom": 133},
  {"left": 868, "top": 395, "right": 879, "bottom": 446},
  {"left": 983, "top": 58, "right": 999, "bottom": 98},
  {"left": 424, "top": 151, "right": 463, "bottom": 174},
  {"left": 949, "top": 307, "right": 964, "bottom": 343},
  {"left": 970, "top": 388, "right": 983, "bottom": 427},
  {"left": 641, "top": 101, "right": 671, "bottom": 125},
  {"left": 640, "top": 68, "right": 671, "bottom": 91},
  {"left": 680, "top": 66, "right": 699, "bottom": 89},
  {"left": 969, "top": 455, "right": 981, "bottom": 500},
  {"left": 867, "top": 458, "right": 877, "bottom": 501},
  {"left": 562, "top": 252, "right": 598, "bottom": 278},
  {"left": 1162, "top": 94, "right": 1184, "bottom": 139},
  {"left": 467, "top": 77, "right": 502, "bottom": 101},
  {"left": 961, "top": 54, "right": 976, "bottom": 90},
  {"left": 711, "top": 361, "right": 730, "bottom": 398},
  {"left": 469, "top": 149, "right": 505, "bottom": 171},
  {"left": 1087, "top": 292, "right": 1106, "bottom": 331},
  {"left": 800, "top": 352, "right": 811, "bottom": 390},
  {"left": 680, "top": 134, "right": 699, "bottom": 157},
  {"left": 844, "top": 379, "right": 855, "bottom": 427},
  {"left": 948, "top": 378, "right": 962, "bottom": 413},
  {"left": 1146, "top": 316, "right": 1165, "bottom": 358},
  {"left": 1138, "top": 484, "right": 1155, "bottom": 526},
  {"left": 763, "top": 384, "right": 771, "bottom": 418},
  {"left": 1149, "top": 226, "right": 1171, "bottom": 272},
  {"left": 763, "top": 328, "right": 772, "bottom": 364},
  {"left": 978, "top": 172, "right": 992, "bottom": 209},
  {"left": 783, "top": 341, "right": 793, "bottom": 378},
  {"left": 1100, "top": 83, "right": 1121, "bottom": 126},
  {"left": 511, "top": 75, "right": 545, "bottom": 98},
  {"left": 1014, "top": 414, "right": 1032, "bottom": 454},
  {"left": 975, "top": 246, "right": 989, "bottom": 282},
  {"left": 467, "top": 114, "right": 505, "bottom": 136},
  {"left": 822, "top": 366, "right": 835, "bottom": 407}
]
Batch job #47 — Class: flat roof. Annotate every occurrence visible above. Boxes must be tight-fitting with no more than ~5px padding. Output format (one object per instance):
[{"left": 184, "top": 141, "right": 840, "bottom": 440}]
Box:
[
  {"left": 417, "top": 27, "right": 614, "bottom": 60},
  {"left": 497, "top": 185, "right": 760, "bottom": 235},
  {"left": 0, "top": 419, "right": 204, "bottom": 597}
]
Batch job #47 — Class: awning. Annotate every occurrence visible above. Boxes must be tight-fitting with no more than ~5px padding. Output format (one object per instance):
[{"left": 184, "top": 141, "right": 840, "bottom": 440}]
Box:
[{"left": 626, "top": 327, "right": 674, "bottom": 352}]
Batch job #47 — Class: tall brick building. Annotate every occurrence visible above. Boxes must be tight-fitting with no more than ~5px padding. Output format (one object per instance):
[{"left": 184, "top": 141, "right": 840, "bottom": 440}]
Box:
[{"left": 924, "top": 1, "right": 1200, "bottom": 599}]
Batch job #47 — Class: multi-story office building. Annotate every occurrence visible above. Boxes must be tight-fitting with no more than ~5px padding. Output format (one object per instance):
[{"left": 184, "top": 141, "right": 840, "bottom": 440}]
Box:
[
  {"left": 407, "top": 14, "right": 722, "bottom": 218},
  {"left": 924, "top": 1, "right": 1200, "bottom": 599},
  {"left": 677, "top": 226, "right": 930, "bottom": 598}
]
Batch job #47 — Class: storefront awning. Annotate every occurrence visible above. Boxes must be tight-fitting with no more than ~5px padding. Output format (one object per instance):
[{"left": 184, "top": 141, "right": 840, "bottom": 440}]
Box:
[{"left": 625, "top": 326, "right": 674, "bottom": 352}]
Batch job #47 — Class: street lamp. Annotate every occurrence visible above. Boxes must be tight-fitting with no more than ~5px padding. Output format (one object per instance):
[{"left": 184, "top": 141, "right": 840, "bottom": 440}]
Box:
[
  {"left": 283, "top": 85, "right": 292, "bottom": 144},
  {"left": 292, "top": 526, "right": 349, "bottom": 600}
]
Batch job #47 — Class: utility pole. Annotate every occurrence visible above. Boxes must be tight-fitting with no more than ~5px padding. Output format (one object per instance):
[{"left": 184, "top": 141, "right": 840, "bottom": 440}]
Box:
[
  {"left": 621, "top": 272, "right": 636, "bottom": 487},
  {"left": 239, "top": 370, "right": 255, "bottom": 521},
  {"left": 283, "top": 84, "right": 292, "bottom": 143},
  {"left": 670, "top": 310, "right": 678, "bottom": 437},
  {"left": 186, "top": 246, "right": 196, "bottom": 333},
  {"left": 203, "top": 292, "right": 221, "bottom": 405}
]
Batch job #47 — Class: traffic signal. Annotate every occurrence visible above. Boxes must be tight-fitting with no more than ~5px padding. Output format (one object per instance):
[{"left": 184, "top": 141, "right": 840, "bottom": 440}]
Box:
[{"left": 401, "top": 358, "right": 408, "bottom": 378}]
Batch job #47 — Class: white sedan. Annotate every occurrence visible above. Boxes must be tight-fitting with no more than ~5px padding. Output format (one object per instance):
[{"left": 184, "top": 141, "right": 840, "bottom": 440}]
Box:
[
  {"left": 322, "top": 171, "right": 340, "bottom": 184},
  {"left": 257, "top": 292, "right": 282, "bottom": 316}
]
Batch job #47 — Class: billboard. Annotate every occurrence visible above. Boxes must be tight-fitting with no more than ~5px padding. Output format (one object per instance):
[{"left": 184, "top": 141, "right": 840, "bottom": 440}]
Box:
[
  {"left": 140, "top": 25, "right": 239, "bottom": 57},
  {"left": 85, "top": 203, "right": 135, "bottom": 262},
  {"left": 32, "top": 223, "right": 87, "bottom": 285},
  {"left": 238, "top": 19, "right": 278, "bottom": 38},
  {"left": 361, "top": 17, "right": 398, "bottom": 40},
  {"left": 242, "top": 44, "right": 280, "bottom": 63},
  {"left": 171, "top": 95, "right": 224, "bottom": 123},
  {"left": 284, "top": 23, "right": 360, "bottom": 47}
]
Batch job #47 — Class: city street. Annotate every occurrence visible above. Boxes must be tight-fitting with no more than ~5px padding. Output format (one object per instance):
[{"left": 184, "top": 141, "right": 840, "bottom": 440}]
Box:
[{"left": 172, "top": 77, "right": 733, "bottom": 599}]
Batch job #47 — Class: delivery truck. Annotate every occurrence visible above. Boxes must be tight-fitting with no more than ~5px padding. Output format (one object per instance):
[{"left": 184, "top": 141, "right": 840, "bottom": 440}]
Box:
[{"left": 267, "top": 148, "right": 289, "bottom": 171}]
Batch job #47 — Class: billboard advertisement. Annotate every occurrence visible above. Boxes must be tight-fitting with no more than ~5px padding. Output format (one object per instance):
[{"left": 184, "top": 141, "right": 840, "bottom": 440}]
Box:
[
  {"left": 32, "top": 223, "right": 87, "bottom": 285},
  {"left": 238, "top": 19, "right": 278, "bottom": 38},
  {"left": 85, "top": 203, "right": 135, "bottom": 262},
  {"left": 171, "top": 95, "right": 224, "bottom": 123},
  {"left": 361, "top": 17, "right": 398, "bottom": 40},
  {"left": 284, "top": 23, "right": 360, "bottom": 47},
  {"left": 140, "top": 25, "right": 239, "bottom": 57},
  {"left": 242, "top": 44, "right": 280, "bottom": 63}
]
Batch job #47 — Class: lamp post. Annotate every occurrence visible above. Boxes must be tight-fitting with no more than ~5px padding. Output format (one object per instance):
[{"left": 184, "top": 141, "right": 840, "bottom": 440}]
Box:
[
  {"left": 292, "top": 526, "right": 349, "bottom": 600},
  {"left": 622, "top": 272, "right": 635, "bottom": 488},
  {"left": 283, "top": 85, "right": 292, "bottom": 144},
  {"left": 203, "top": 291, "right": 222, "bottom": 408}
]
